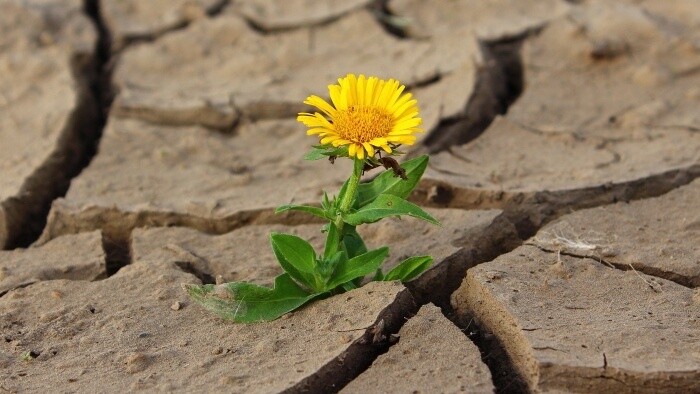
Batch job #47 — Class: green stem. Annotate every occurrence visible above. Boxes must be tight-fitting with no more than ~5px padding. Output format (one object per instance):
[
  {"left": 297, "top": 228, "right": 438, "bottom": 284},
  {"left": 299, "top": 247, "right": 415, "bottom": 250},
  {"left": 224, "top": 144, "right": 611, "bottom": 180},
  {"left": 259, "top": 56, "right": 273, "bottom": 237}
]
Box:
[
  {"left": 335, "top": 158, "right": 364, "bottom": 229},
  {"left": 324, "top": 158, "right": 363, "bottom": 259}
]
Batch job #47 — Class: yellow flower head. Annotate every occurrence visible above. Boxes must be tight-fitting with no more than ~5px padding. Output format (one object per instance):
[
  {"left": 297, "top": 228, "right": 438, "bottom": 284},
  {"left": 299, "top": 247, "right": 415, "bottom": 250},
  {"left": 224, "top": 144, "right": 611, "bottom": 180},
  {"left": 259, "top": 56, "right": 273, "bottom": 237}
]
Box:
[{"left": 298, "top": 74, "right": 423, "bottom": 160}]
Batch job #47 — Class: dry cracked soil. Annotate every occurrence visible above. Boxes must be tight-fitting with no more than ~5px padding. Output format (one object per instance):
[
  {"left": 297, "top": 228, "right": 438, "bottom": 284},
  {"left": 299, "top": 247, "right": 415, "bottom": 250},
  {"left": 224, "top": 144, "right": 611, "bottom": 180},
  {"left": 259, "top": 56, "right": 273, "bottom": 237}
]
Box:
[{"left": 1, "top": 0, "right": 699, "bottom": 393}]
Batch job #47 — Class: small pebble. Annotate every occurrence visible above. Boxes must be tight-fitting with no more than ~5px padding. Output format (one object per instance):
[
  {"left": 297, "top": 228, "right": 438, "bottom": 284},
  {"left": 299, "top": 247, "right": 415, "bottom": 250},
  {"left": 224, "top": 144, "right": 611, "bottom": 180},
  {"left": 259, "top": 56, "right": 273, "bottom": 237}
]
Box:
[
  {"left": 51, "top": 290, "right": 63, "bottom": 299},
  {"left": 212, "top": 347, "right": 223, "bottom": 355},
  {"left": 171, "top": 301, "right": 182, "bottom": 311},
  {"left": 137, "top": 332, "right": 150, "bottom": 338}
]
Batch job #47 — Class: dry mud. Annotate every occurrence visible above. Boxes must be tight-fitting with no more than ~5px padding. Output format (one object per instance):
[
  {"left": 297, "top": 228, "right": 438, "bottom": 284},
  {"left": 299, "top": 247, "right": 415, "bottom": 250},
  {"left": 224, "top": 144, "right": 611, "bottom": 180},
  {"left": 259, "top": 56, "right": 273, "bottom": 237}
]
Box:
[{"left": 1, "top": 0, "right": 699, "bottom": 392}]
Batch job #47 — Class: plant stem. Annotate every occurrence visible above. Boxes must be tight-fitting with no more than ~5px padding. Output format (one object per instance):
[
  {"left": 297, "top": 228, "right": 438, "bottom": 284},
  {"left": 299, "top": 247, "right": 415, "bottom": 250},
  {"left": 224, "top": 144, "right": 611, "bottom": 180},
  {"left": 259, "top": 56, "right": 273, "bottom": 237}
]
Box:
[
  {"left": 325, "top": 158, "right": 363, "bottom": 259},
  {"left": 335, "top": 158, "right": 363, "bottom": 229}
]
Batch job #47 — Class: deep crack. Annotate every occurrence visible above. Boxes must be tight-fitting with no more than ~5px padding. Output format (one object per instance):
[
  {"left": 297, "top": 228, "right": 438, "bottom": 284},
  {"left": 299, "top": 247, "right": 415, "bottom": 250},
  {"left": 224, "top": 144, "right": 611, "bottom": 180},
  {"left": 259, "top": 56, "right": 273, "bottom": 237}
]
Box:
[
  {"left": 369, "top": 0, "right": 409, "bottom": 39},
  {"left": 448, "top": 308, "right": 529, "bottom": 394},
  {"left": 1, "top": 2, "right": 107, "bottom": 249},
  {"left": 417, "top": 36, "right": 525, "bottom": 154},
  {"left": 286, "top": 288, "right": 418, "bottom": 393},
  {"left": 103, "top": 230, "right": 131, "bottom": 277}
]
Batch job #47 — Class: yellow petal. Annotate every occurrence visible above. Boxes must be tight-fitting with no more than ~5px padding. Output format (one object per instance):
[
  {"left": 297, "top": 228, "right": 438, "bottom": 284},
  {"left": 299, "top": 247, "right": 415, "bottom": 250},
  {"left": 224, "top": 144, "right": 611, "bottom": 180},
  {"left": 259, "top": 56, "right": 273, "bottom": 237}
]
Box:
[
  {"left": 357, "top": 144, "right": 365, "bottom": 159},
  {"left": 314, "top": 113, "right": 334, "bottom": 129},
  {"left": 332, "top": 138, "right": 352, "bottom": 147},
  {"left": 321, "top": 135, "right": 340, "bottom": 145},
  {"left": 365, "top": 76, "right": 377, "bottom": 106},
  {"left": 357, "top": 74, "right": 366, "bottom": 106},
  {"left": 345, "top": 74, "right": 358, "bottom": 106},
  {"left": 387, "top": 135, "right": 417, "bottom": 145},
  {"left": 395, "top": 109, "right": 419, "bottom": 124},
  {"left": 348, "top": 143, "right": 357, "bottom": 157},
  {"left": 328, "top": 84, "right": 343, "bottom": 110},
  {"left": 392, "top": 117, "right": 422, "bottom": 131},
  {"left": 376, "top": 79, "right": 394, "bottom": 108},
  {"left": 389, "top": 129, "right": 418, "bottom": 136},
  {"left": 386, "top": 83, "right": 406, "bottom": 109},
  {"left": 306, "top": 127, "right": 331, "bottom": 135},
  {"left": 369, "top": 137, "right": 388, "bottom": 146},
  {"left": 394, "top": 104, "right": 419, "bottom": 121},
  {"left": 297, "top": 114, "right": 324, "bottom": 127},
  {"left": 362, "top": 142, "right": 375, "bottom": 157},
  {"left": 304, "top": 95, "right": 337, "bottom": 117},
  {"left": 387, "top": 93, "right": 415, "bottom": 117}
]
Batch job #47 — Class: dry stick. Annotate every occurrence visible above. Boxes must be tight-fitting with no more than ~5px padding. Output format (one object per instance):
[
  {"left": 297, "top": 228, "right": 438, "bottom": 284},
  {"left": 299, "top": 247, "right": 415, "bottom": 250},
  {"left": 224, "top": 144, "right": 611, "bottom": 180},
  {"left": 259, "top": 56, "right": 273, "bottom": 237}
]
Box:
[
  {"left": 626, "top": 263, "right": 661, "bottom": 293},
  {"left": 539, "top": 230, "right": 661, "bottom": 292}
]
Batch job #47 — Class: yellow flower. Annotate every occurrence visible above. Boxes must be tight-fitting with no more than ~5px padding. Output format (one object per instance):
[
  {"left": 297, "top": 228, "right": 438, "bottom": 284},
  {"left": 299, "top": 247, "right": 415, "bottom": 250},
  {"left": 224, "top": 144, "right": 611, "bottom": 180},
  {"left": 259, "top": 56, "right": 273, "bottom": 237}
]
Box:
[{"left": 298, "top": 74, "right": 422, "bottom": 160}]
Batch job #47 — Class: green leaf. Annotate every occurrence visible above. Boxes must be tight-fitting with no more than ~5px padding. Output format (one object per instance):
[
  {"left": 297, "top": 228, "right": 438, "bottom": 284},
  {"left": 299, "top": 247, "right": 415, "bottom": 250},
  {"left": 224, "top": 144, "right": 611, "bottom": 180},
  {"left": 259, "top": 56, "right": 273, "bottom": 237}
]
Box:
[
  {"left": 325, "top": 247, "right": 389, "bottom": 290},
  {"left": 384, "top": 256, "right": 433, "bottom": 282},
  {"left": 373, "top": 269, "right": 384, "bottom": 281},
  {"left": 356, "top": 155, "right": 428, "bottom": 207},
  {"left": 322, "top": 191, "right": 331, "bottom": 211},
  {"left": 275, "top": 204, "right": 329, "bottom": 220},
  {"left": 343, "top": 194, "right": 440, "bottom": 226},
  {"left": 304, "top": 145, "right": 349, "bottom": 160},
  {"left": 343, "top": 226, "right": 368, "bottom": 259},
  {"left": 270, "top": 233, "right": 320, "bottom": 291},
  {"left": 323, "top": 222, "right": 341, "bottom": 258},
  {"left": 184, "top": 273, "right": 319, "bottom": 323},
  {"left": 336, "top": 178, "right": 351, "bottom": 211},
  {"left": 304, "top": 147, "right": 329, "bottom": 160}
]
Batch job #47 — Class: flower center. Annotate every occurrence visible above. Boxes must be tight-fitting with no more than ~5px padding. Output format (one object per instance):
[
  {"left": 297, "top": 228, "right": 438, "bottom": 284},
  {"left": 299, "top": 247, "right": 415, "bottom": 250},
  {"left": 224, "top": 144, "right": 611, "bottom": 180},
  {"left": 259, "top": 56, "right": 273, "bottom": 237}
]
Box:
[{"left": 333, "top": 105, "right": 394, "bottom": 143}]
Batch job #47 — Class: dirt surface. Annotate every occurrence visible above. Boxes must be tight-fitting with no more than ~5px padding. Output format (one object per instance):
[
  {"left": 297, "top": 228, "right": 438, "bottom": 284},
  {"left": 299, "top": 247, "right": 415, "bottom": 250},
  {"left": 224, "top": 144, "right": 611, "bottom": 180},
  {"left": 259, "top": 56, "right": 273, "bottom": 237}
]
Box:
[
  {"left": 0, "top": 260, "right": 414, "bottom": 392},
  {"left": 532, "top": 179, "right": 700, "bottom": 287},
  {"left": 132, "top": 208, "right": 503, "bottom": 286},
  {"left": 452, "top": 245, "right": 700, "bottom": 393},
  {"left": 342, "top": 304, "right": 494, "bottom": 393},
  {"left": 0, "top": 231, "right": 105, "bottom": 296},
  {"left": 1, "top": 0, "right": 699, "bottom": 392}
]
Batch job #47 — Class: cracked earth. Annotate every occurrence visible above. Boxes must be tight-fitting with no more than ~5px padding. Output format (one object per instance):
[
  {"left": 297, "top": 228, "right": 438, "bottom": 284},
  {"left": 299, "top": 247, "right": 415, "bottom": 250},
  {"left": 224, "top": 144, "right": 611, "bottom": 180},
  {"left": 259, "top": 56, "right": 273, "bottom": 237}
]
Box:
[{"left": 1, "top": 0, "right": 699, "bottom": 392}]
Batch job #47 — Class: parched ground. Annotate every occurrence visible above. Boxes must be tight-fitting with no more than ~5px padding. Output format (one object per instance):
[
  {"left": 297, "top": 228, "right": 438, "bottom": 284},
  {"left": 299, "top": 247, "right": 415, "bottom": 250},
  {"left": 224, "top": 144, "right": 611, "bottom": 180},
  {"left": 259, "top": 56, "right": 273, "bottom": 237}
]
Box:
[{"left": 1, "top": 0, "right": 699, "bottom": 392}]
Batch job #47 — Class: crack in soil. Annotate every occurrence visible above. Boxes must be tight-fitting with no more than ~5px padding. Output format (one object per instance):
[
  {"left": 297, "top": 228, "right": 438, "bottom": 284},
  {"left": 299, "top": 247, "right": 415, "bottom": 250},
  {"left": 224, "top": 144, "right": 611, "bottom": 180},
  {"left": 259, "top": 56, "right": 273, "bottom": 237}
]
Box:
[
  {"left": 448, "top": 307, "right": 529, "bottom": 394},
  {"left": 527, "top": 243, "right": 695, "bottom": 289},
  {"left": 103, "top": 230, "right": 131, "bottom": 277},
  {"left": 369, "top": 0, "right": 409, "bottom": 39},
  {"left": 285, "top": 287, "right": 418, "bottom": 393},
  {"left": 416, "top": 35, "right": 525, "bottom": 155},
  {"left": 414, "top": 163, "right": 700, "bottom": 240},
  {"left": 1, "top": 3, "right": 105, "bottom": 250}
]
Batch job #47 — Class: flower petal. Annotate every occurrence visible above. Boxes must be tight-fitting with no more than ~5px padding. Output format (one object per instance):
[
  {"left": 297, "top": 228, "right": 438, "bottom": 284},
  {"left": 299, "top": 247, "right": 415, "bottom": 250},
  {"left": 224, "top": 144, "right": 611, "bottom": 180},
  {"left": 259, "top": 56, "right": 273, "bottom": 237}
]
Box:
[
  {"left": 345, "top": 74, "right": 358, "bottom": 106},
  {"left": 391, "top": 97, "right": 417, "bottom": 117},
  {"left": 362, "top": 142, "right": 375, "bottom": 157},
  {"left": 306, "top": 127, "right": 331, "bottom": 135},
  {"left": 392, "top": 117, "right": 422, "bottom": 132},
  {"left": 321, "top": 135, "right": 341, "bottom": 145},
  {"left": 348, "top": 143, "right": 357, "bottom": 158},
  {"left": 357, "top": 145, "right": 365, "bottom": 159},
  {"left": 387, "top": 135, "right": 417, "bottom": 145},
  {"left": 369, "top": 137, "right": 388, "bottom": 146},
  {"left": 332, "top": 138, "right": 352, "bottom": 147},
  {"left": 386, "top": 83, "right": 406, "bottom": 109},
  {"left": 304, "top": 95, "right": 336, "bottom": 117},
  {"left": 365, "top": 76, "right": 378, "bottom": 106}
]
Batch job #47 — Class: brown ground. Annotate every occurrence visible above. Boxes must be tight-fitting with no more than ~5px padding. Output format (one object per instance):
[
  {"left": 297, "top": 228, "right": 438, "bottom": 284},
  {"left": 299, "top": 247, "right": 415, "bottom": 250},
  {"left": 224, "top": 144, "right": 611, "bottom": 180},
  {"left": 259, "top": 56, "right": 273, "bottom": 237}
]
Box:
[{"left": 1, "top": 0, "right": 699, "bottom": 393}]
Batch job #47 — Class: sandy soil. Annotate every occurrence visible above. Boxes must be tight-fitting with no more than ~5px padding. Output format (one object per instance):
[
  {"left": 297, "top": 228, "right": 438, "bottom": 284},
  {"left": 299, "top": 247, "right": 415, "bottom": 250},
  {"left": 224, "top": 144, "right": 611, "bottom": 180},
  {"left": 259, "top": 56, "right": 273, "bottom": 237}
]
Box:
[{"left": 1, "top": 0, "right": 699, "bottom": 392}]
